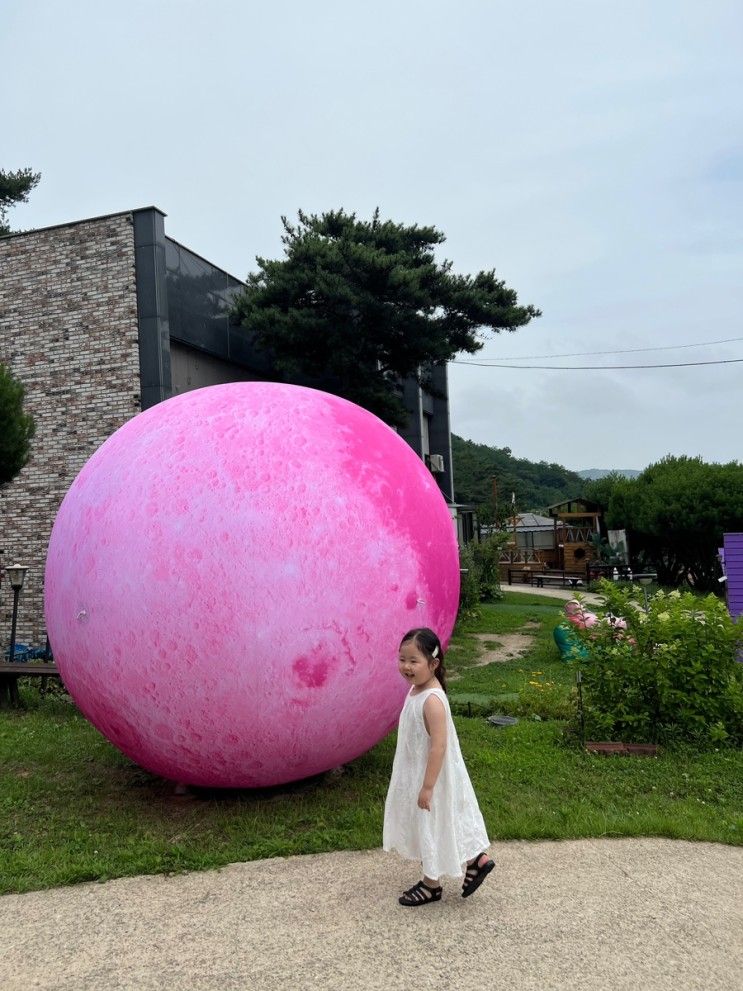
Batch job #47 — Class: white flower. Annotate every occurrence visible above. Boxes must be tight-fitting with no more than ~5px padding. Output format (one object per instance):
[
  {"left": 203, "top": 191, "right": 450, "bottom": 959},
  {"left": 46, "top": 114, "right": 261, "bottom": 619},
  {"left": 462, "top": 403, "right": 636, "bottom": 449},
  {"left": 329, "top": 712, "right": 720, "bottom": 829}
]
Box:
[
  {"left": 668, "top": 590, "right": 681, "bottom": 599},
  {"left": 658, "top": 611, "right": 671, "bottom": 622}
]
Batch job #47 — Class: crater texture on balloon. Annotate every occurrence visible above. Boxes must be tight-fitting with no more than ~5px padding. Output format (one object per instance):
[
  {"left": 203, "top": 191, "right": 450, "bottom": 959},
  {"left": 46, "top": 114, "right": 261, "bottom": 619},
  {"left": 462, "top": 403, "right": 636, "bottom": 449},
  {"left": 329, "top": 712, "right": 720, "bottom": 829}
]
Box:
[{"left": 45, "top": 382, "right": 460, "bottom": 787}]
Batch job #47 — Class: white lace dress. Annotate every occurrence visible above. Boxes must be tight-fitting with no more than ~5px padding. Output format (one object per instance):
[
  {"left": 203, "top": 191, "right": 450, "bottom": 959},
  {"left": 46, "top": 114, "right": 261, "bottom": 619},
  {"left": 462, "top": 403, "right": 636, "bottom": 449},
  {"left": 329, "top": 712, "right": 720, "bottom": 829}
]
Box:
[{"left": 383, "top": 685, "right": 490, "bottom": 880}]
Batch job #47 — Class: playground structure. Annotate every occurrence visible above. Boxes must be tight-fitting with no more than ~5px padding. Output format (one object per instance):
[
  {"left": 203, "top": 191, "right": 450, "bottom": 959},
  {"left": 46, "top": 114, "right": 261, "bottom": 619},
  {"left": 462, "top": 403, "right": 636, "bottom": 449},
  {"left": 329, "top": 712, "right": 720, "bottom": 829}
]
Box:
[{"left": 499, "top": 498, "right": 607, "bottom": 586}]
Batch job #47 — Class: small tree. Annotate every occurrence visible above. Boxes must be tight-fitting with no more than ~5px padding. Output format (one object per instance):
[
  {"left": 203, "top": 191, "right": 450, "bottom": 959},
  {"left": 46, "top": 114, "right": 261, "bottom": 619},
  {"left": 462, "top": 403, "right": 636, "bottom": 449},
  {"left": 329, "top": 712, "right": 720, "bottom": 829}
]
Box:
[
  {"left": 233, "top": 209, "right": 540, "bottom": 426},
  {"left": 456, "top": 531, "right": 510, "bottom": 618},
  {"left": 0, "top": 167, "right": 41, "bottom": 236},
  {"left": 472, "top": 530, "right": 510, "bottom": 600},
  {"left": 0, "top": 363, "right": 35, "bottom": 485},
  {"left": 457, "top": 542, "right": 482, "bottom": 616}
]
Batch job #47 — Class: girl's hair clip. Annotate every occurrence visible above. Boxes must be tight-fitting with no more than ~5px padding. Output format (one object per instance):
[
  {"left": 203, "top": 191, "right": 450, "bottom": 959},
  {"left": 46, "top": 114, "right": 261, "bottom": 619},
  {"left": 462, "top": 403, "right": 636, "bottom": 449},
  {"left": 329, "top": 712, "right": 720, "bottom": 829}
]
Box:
[{"left": 431, "top": 646, "right": 439, "bottom": 658}]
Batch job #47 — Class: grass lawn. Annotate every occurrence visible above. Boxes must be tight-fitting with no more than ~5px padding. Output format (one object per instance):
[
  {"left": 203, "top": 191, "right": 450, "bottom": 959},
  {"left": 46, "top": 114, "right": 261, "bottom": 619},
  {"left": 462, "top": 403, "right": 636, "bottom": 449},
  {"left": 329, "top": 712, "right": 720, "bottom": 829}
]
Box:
[{"left": 1, "top": 590, "right": 741, "bottom": 895}]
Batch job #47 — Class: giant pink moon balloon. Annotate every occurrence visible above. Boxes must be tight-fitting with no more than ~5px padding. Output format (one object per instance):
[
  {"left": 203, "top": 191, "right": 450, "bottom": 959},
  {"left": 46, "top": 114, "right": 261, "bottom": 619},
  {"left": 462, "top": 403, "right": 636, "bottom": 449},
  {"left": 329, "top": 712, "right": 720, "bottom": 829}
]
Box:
[{"left": 45, "top": 382, "right": 459, "bottom": 787}]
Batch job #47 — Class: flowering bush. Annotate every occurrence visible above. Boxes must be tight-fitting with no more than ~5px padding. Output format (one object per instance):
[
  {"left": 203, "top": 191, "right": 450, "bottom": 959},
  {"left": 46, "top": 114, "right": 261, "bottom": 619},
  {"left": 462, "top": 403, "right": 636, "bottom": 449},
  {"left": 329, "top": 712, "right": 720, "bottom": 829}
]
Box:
[{"left": 571, "top": 581, "right": 743, "bottom": 745}]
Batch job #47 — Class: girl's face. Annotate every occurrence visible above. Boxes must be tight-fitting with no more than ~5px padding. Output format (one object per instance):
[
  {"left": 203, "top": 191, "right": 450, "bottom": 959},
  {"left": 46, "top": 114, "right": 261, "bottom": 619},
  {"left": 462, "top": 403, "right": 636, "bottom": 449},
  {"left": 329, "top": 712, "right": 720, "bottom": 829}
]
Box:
[{"left": 398, "top": 640, "right": 437, "bottom": 689}]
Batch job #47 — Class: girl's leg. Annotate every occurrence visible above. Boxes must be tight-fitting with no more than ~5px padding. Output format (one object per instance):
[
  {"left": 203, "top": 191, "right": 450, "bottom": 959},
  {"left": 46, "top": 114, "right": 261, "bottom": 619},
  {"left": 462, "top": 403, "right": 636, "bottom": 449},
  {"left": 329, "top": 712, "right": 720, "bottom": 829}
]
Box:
[{"left": 466, "top": 853, "right": 489, "bottom": 870}]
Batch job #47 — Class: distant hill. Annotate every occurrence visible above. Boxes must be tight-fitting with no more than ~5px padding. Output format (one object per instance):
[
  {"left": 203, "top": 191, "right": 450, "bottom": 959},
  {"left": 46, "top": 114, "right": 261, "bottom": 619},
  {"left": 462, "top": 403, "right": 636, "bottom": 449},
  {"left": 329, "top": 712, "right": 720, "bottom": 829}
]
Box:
[
  {"left": 452, "top": 434, "right": 585, "bottom": 518},
  {"left": 577, "top": 468, "right": 641, "bottom": 480}
]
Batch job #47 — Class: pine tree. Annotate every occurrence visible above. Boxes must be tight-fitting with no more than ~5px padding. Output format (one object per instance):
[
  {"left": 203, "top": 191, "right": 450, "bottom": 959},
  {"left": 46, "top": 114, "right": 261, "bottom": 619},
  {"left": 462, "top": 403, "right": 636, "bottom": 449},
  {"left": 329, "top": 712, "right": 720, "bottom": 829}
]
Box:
[
  {"left": 0, "top": 168, "right": 41, "bottom": 236},
  {"left": 0, "top": 363, "right": 35, "bottom": 485},
  {"left": 233, "top": 209, "right": 540, "bottom": 426}
]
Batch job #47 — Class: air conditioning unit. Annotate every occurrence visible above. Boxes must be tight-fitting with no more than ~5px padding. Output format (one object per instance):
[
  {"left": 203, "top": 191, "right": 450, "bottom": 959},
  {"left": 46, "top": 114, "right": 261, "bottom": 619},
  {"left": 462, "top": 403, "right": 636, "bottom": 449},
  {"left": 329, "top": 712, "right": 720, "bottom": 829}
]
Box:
[{"left": 428, "top": 454, "right": 445, "bottom": 473}]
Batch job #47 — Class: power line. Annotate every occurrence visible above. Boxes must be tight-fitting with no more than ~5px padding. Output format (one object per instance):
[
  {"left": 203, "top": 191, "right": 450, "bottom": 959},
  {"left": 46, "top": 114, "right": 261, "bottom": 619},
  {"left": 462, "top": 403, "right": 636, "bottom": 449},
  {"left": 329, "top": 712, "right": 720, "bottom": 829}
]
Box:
[
  {"left": 449, "top": 357, "right": 743, "bottom": 370},
  {"left": 453, "top": 335, "right": 743, "bottom": 362}
]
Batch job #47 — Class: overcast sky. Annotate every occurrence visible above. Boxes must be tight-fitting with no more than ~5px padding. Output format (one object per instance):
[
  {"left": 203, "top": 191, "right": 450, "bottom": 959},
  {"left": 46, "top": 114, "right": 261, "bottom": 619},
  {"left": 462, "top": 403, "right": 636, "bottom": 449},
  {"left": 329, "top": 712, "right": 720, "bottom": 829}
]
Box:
[{"left": 4, "top": 0, "right": 742, "bottom": 473}]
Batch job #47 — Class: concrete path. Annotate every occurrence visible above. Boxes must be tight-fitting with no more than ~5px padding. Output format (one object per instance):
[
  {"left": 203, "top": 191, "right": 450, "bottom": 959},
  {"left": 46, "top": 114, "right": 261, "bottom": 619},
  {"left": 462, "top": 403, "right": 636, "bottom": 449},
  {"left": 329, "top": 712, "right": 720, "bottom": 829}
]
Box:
[
  {"left": 505, "top": 582, "right": 603, "bottom": 605},
  {"left": 2, "top": 839, "right": 741, "bottom": 990}
]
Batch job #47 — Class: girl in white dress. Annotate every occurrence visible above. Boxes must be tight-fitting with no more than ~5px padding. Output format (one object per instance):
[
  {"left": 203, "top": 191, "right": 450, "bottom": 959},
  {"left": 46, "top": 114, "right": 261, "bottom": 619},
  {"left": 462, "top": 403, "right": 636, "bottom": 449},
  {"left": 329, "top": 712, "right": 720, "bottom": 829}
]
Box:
[{"left": 383, "top": 627, "right": 494, "bottom": 906}]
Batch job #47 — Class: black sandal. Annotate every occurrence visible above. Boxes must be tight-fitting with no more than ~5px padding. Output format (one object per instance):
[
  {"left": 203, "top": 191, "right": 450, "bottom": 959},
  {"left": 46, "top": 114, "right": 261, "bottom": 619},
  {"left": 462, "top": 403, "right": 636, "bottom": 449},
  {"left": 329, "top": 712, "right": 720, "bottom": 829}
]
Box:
[
  {"left": 398, "top": 880, "right": 443, "bottom": 907},
  {"left": 462, "top": 852, "right": 495, "bottom": 898}
]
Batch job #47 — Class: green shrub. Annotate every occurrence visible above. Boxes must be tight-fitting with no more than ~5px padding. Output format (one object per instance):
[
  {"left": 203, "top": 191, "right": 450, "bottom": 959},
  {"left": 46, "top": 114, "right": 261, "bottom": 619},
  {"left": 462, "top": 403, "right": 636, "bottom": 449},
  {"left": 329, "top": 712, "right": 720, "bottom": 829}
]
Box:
[
  {"left": 458, "top": 542, "right": 482, "bottom": 616},
  {"left": 471, "top": 532, "right": 508, "bottom": 601},
  {"left": 571, "top": 581, "right": 743, "bottom": 745},
  {"left": 516, "top": 679, "right": 575, "bottom": 721},
  {"left": 449, "top": 692, "right": 498, "bottom": 717}
]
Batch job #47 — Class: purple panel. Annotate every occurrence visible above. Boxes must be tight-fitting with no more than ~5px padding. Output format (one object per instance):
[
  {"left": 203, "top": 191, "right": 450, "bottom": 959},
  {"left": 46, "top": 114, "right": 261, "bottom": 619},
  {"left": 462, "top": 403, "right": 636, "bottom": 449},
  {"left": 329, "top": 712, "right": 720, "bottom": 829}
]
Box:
[{"left": 723, "top": 533, "right": 743, "bottom": 621}]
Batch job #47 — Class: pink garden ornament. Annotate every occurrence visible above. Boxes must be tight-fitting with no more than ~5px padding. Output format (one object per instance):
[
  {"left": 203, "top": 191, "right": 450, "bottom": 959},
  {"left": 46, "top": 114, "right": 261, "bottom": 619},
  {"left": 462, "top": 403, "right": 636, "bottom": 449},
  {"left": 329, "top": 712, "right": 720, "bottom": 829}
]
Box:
[
  {"left": 45, "top": 383, "right": 460, "bottom": 787},
  {"left": 565, "top": 600, "right": 598, "bottom": 629}
]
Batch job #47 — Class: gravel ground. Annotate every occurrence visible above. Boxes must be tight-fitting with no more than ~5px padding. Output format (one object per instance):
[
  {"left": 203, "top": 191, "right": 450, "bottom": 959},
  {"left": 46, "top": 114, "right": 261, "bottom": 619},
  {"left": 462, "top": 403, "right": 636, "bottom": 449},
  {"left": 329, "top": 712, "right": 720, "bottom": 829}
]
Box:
[{"left": 2, "top": 838, "right": 741, "bottom": 991}]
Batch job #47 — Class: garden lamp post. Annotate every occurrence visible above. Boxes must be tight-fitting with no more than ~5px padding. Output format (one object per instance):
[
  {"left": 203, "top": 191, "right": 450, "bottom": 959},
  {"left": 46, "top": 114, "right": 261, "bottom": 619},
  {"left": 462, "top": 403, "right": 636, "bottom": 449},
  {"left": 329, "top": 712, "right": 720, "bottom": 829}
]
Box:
[
  {"left": 576, "top": 669, "right": 585, "bottom": 748},
  {"left": 7, "top": 564, "right": 28, "bottom": 665},
  {"left": 638, "top": 574, "right": 653, "bottom": 611}
]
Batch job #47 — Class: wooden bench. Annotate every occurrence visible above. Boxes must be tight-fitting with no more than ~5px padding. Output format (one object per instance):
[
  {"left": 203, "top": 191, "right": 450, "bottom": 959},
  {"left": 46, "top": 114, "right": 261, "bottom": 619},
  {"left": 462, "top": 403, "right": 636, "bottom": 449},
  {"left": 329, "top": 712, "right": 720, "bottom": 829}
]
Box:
[
  {"left": 507, "top": 568, "right": 543, "bottom": 585},
  {"left": 0, "top": 661, "right": 61, "bottom": 708},
  {"left": 530, "top": 572, "right": 585, "bottom": 589}
]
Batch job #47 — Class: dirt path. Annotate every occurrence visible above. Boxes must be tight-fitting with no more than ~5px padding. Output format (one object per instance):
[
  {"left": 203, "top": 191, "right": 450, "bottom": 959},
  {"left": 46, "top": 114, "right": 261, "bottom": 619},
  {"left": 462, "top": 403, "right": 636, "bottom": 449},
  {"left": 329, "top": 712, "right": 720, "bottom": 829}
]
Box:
[
  {"left": 470, "top": 630, "right": 537, "bottom": 665},
  {"left": 448, "top": 621, "right": 541, "bottom": 681}
]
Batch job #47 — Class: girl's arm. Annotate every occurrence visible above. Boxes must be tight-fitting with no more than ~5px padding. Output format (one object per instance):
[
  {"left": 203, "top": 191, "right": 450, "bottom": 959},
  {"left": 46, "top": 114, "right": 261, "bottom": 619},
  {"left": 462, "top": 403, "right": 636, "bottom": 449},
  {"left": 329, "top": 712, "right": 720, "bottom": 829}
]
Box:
[{"left": 418, "top": 696, "right": 448, "bottom": 811}]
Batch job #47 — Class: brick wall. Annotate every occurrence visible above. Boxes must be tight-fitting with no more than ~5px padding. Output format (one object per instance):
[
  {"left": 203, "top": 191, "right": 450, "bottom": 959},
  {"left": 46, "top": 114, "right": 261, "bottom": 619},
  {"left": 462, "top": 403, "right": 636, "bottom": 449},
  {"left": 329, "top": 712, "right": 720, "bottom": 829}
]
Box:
[{"left": 0, "top": 214, "right": 141, "bottom": 646}]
